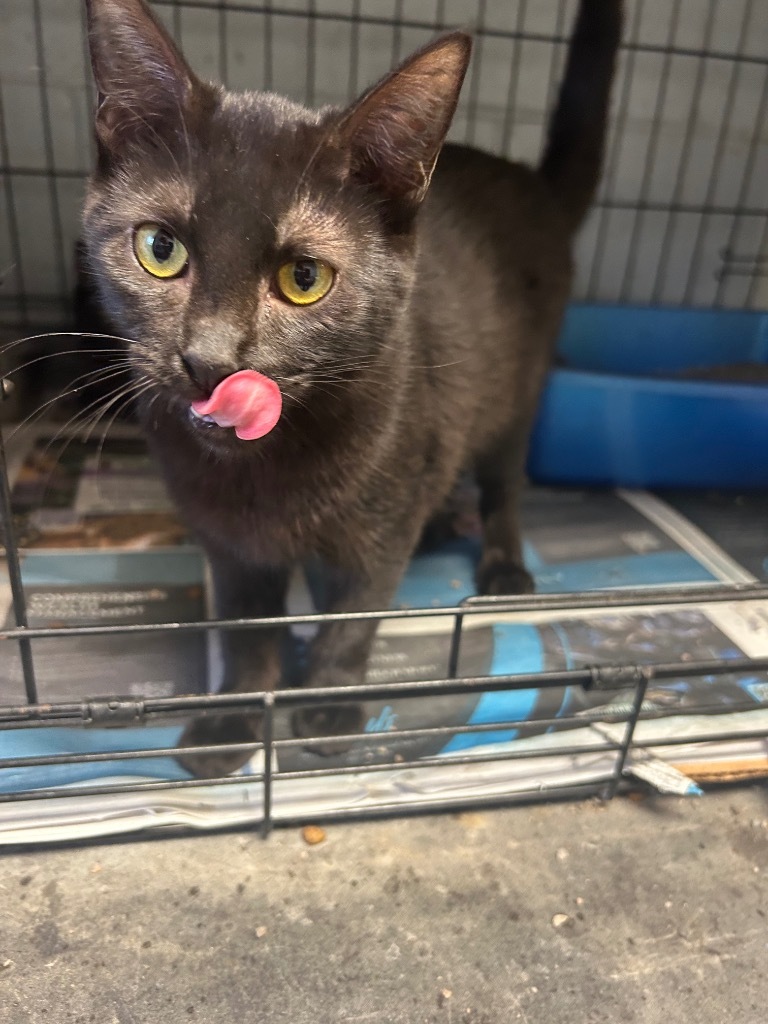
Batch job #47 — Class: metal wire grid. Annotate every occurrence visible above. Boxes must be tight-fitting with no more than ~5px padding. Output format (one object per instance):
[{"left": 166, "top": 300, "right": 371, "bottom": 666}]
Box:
[
  {"left": 1, "top": 0, "right": 767, "bottom": 331},
  {"left": 2, "top": 407, "right": 768, "bottom": 836},
  {"left": 1, "top": 1, "right": 768, "bottom": 837}
]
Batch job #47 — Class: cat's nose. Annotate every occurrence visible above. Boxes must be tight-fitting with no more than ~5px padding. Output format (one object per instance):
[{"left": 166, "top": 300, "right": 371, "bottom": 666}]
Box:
[{"left": 181, "top": 351, "right": 238, "bottom": 396}]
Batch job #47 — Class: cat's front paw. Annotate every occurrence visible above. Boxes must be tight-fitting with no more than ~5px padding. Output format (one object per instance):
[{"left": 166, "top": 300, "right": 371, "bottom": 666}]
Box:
[
  {"left": 176, "top": 712, "right": 262, "bottom": 778},
  {"left": 291, "top": 703, "right": 365, "bottom": 757},
  {"left": 475, "top": 558, "right": 534, "bottom": 597}
]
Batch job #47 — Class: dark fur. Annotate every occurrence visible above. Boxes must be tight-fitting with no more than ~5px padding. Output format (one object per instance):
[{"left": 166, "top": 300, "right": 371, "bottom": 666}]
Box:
[{"left": 82, "top": 0, "right": 622, "bottom": 776}]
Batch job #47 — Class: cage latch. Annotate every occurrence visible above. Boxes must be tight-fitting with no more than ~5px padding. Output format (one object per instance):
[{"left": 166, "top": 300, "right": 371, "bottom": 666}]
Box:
[
  {"left": 586, "top": 664, "right": 647, "bottom": 692},
  {"left": 83, "top": 697, "right": 146, "bottom": 727}
]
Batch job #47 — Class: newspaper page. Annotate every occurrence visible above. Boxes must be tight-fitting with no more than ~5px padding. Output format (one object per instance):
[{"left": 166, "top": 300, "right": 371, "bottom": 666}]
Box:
[{"left": 1, "top": 427, "right": 767, "bottom": 843}]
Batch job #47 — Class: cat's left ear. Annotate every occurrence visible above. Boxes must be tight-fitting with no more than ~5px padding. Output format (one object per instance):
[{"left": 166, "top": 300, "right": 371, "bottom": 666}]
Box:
[
  {"left": 85, "top": 0, "right": 200, "bottom": 165},
  {"left": 335, "top": 32, "right": 472, "bottom": 226}
]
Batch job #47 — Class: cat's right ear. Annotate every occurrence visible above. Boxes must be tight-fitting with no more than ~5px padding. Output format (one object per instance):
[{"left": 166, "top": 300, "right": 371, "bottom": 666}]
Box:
[
  {"left": 85, "top": 0, "right": 199, "bottom": 165},
  {"left": 335, "top": 32, "right": 472, "bottom": 228}
]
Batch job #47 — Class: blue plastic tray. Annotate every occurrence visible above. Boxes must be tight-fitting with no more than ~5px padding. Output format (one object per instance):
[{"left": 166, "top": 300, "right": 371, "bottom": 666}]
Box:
[{"left": 527, "top": 305, "right": 768, "bottom": 489}]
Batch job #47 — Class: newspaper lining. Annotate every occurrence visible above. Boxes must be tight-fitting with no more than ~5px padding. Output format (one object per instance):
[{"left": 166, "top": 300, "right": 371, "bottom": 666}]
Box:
[{"left": 1, "top": 425, "right": 767, "bottom": 843}]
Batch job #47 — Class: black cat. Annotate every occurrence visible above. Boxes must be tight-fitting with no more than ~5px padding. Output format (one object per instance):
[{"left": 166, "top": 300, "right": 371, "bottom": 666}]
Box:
[{"left": 81, "top": 0, "right": 622, "bottom": 776}]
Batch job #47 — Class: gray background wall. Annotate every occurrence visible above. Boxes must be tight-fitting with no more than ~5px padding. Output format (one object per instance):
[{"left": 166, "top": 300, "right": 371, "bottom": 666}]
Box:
[{"left": 1, "top": 0, "right": 767, "bottom": 327}]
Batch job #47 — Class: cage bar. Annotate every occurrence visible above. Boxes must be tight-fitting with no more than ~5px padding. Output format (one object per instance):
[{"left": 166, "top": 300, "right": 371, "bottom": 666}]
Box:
[{"left": 0, "top": 1, "right": 767, "bottom": 844}]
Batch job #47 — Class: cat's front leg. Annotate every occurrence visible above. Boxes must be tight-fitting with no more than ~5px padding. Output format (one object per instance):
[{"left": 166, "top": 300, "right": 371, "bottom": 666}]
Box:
[
  {"left": 292, "top": 549, "right": 415, "bottom": 754},
  {"left": 475, "top": 426, "right": 535, "bottom": 596},
  {"left": 176, "top": 552, "right": 290, "bottom": 778}
]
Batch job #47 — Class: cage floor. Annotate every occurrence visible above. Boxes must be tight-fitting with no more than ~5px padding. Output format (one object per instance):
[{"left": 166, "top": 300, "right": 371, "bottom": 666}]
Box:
[{"left": 3, "top": 785, "right": 767, "bottom": 1024}]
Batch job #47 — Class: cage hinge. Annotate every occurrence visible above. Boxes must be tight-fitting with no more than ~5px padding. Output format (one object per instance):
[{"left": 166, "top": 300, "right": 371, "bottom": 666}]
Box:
[
  {"left": 83, "top": 697, "right": 146, "bottom": 727},
  {"left": 586, "top": 664, "right": 648, "bottom": 692}
]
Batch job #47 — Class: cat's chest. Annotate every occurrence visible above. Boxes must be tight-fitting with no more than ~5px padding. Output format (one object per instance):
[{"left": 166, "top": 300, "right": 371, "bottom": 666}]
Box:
[
  {"left": 148, "top": 426, "right": 356, "bottom": 562},
  {"left": 194, "top": 471, "right": 331, "bottom": 560}
]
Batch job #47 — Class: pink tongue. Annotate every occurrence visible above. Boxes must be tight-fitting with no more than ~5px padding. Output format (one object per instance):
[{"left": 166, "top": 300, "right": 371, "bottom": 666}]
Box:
[{"left": 191, "top": 369, "right": 282, "bottom": 441}]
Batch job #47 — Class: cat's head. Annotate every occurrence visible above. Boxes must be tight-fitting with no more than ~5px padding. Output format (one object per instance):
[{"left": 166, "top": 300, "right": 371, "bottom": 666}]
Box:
[{"left": 82, "top": 0, "right": 470, "bottom": 449}]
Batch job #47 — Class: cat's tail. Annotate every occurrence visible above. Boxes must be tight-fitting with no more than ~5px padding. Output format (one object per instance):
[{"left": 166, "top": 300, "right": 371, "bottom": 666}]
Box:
[{"left": 538, "top": 0, "right": 623, "bottom": 231}]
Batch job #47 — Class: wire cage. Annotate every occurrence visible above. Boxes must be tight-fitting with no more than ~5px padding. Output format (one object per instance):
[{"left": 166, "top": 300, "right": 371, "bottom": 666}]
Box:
[{"left": 1, "top": 0, "right": 768, "bottom": 843}]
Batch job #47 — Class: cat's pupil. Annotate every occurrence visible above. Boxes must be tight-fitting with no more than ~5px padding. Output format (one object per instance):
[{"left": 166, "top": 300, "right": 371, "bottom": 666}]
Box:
[
  {"left": 293, "top": 260, "right": 317, "bottom": 292},
  {"left": 152, "top": 230, "right": 175, "bottom": 263}
]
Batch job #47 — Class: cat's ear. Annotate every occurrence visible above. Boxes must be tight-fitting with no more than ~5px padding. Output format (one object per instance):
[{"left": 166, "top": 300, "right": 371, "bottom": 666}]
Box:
[
  {"left": 336, "top": 32, "right": 472, "bottom": 224},
  {"left": 85, "top": 0, "right": 199, "bottom": 163}
]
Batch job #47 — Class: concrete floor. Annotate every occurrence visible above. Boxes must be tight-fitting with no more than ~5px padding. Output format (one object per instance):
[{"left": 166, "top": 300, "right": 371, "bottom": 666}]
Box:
[{"left": 1, "top": 787, "right": 767, "bottom": 1024}]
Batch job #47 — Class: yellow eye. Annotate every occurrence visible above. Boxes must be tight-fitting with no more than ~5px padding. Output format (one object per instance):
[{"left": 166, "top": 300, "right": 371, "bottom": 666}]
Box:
[
  {"left": 276, "top": 258, "right": 334, "bottom": 305},
  {"left": 134, "top": 223, "right": 189, "bottom": 279}
]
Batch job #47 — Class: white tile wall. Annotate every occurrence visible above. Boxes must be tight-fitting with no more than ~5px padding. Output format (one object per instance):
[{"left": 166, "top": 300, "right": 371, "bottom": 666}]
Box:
[{"left": 1, "top": 0, "right": 766, "bottom": 325}]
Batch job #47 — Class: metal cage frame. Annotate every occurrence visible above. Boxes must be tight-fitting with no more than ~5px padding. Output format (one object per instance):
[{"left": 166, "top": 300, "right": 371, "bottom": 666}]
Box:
[
  {"left": 2, "top": 396, "right": 768, "bottom": 839},
  {"left": 1, "top": 0, "right": 767, "bottom": 325},
  {"left": 1, "top": 1, "right": 768, "bottom": 842}
]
